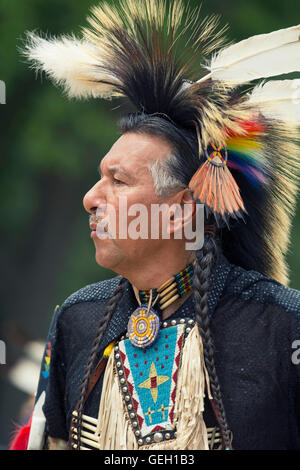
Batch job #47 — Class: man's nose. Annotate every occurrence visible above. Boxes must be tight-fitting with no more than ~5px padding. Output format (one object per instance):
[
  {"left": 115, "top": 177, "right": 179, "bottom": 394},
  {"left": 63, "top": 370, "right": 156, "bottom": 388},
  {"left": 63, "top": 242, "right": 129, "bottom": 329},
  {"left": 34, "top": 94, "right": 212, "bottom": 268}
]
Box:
[{"left": 83, "top": 181, "right": 105, "bottom": 215}]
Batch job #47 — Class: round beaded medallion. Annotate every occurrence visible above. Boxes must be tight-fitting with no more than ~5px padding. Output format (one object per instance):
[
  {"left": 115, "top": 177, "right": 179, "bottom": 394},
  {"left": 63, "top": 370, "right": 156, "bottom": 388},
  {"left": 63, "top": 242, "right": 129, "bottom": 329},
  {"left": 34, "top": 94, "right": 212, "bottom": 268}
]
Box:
[
  {"left": 127, "top": 305, "right": 160, "bottom": 348},
  {"left": 205, "top": 142, "right": 228, "bottom": 167}
]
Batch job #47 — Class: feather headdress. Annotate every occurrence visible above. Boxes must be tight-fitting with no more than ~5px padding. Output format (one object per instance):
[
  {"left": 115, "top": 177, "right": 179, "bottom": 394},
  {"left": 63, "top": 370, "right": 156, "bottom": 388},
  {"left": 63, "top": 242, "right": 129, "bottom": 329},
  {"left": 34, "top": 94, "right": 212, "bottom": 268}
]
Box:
[{"left": 22, "top": 0, "right": 300, "bottom": 285}]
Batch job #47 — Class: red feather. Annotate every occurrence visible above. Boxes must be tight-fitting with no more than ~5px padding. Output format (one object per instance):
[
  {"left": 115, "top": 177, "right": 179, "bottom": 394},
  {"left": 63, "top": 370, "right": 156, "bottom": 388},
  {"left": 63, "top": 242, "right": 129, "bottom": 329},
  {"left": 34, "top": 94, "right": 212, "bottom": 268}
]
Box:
[
  {"left": 9, "top": 415, "right": 32, "bottom": 450},
  {"left": 225, "top": 119, "right": 266, "bottom": 138}
]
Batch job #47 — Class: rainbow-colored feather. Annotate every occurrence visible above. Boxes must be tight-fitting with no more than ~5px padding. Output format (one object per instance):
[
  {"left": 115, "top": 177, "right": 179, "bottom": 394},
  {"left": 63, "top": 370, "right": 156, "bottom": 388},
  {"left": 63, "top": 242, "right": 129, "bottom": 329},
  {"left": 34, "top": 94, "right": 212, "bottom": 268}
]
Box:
[{"left": 226, "top": 120, "right": 269, "bottom": 188}]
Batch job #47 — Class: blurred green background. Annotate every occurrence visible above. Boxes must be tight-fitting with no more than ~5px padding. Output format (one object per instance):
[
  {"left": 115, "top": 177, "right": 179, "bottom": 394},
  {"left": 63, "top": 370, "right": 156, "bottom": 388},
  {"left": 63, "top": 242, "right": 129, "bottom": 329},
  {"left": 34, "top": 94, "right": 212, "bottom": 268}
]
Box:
[{"left": 1, "top": 0, "right": 300, "bottom": 449}]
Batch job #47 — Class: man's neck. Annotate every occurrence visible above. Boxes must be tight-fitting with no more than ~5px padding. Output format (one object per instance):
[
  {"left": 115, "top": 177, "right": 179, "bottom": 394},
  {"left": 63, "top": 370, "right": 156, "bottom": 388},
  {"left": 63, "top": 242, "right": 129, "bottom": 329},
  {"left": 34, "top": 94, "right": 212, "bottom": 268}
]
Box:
[
  {"left": 129, "top": 251, "right": 196, "bottom": 321},
  {"left": 121, "top": 250, "right": 196, "bottom": 291}
]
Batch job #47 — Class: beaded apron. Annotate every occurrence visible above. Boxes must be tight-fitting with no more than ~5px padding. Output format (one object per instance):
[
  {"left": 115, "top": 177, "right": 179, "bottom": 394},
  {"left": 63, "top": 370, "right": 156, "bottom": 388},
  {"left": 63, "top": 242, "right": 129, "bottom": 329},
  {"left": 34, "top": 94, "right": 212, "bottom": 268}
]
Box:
[
  {"left": 71, "top": 318, "right": 222, "bottom": 450},
  {"left": 115, "top": 318, "right": 193, "bottom": 445}
]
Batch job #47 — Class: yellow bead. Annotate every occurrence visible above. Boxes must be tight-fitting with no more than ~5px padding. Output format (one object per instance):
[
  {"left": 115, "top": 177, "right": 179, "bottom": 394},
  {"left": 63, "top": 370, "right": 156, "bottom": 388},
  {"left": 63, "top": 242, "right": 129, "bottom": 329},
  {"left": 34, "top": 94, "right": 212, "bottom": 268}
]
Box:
[{"left": 104, "top": 340, "right": 116, "bottom": 357}]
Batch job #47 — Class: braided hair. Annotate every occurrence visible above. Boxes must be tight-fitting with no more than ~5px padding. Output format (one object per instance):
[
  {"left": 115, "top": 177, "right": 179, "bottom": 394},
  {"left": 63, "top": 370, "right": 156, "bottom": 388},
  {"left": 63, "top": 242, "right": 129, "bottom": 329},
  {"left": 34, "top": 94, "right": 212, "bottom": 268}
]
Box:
[
  {"left": 71, "top": 276, "right": 127, "bottom": 450},
  {"left": 194, "top": 229, "right": 232, "bottom": 449}
]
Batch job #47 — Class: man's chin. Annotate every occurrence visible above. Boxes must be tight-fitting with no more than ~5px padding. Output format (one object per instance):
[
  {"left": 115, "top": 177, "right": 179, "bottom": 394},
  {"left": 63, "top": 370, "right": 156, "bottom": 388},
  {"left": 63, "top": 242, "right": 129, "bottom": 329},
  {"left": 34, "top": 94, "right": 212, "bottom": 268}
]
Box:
[
  {"left": 95, "top": 254, "right": 113, "bottom": 270},
  {"left": 94, "top": 246, "right": 122, "bottom": 272}
]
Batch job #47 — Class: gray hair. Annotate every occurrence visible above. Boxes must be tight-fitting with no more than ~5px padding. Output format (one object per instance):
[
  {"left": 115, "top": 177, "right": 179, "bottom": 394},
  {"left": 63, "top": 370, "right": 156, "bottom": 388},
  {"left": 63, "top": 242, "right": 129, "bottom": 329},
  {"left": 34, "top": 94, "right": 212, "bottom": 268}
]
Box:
[{"left": 149, "top": 153, "right": 186, "bottom": 198}]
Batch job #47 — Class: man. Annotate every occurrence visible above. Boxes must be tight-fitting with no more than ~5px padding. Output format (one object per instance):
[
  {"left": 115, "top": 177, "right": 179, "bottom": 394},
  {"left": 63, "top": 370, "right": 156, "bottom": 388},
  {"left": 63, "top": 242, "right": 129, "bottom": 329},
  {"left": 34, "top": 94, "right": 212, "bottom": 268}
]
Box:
[{"left": 12, "top": 0, "right": 300, "bottom": 450}]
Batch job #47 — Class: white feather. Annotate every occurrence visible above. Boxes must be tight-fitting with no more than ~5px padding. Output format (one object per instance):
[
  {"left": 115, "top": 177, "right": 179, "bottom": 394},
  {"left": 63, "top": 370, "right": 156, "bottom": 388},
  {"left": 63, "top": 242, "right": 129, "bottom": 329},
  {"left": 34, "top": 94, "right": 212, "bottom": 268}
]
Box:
[
  {"left": 22, "top": 32, "right": 121, "bottom": 99},
  {"left": 198, "top": 24, "right": 300, "bottom": 84},
  {"left": 248, "top": 79, "right": 300, "bottom": 123}
]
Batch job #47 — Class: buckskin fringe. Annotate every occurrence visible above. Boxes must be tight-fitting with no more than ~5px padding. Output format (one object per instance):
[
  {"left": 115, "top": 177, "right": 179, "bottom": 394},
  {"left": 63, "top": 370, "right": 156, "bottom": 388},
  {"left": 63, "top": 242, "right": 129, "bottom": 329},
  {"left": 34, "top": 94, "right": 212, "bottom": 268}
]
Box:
[{"left": 96, "top": 349, "right": 138, "bottom": 450}]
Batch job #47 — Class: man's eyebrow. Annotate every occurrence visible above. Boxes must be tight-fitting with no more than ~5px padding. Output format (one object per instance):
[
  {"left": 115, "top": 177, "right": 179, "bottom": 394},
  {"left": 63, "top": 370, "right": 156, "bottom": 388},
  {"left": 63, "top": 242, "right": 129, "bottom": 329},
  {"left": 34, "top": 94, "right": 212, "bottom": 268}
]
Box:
[{"left": 97, "top": 164, "right": 132, "bottom": 179}]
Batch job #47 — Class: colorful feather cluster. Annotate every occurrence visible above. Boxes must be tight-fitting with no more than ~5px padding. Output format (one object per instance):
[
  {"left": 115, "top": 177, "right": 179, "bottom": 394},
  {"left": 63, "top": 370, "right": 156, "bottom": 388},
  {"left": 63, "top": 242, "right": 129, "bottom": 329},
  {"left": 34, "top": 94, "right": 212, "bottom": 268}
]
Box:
[
  {"left": 21, "top": 0, "right": 300, "bottom": 284},
  {"left": 189, "top": 146, "right": 246, "bottom": 224},
  {"left": 189, "top": 119, "right": 272, "bottom": 225}
]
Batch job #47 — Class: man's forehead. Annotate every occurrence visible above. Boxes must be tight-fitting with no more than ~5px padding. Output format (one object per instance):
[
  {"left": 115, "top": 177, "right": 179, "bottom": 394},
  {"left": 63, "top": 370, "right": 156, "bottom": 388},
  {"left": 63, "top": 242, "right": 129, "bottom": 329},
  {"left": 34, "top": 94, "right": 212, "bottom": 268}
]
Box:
[{"left": 100, "top": 133, "right": 172, "bottom": 172}]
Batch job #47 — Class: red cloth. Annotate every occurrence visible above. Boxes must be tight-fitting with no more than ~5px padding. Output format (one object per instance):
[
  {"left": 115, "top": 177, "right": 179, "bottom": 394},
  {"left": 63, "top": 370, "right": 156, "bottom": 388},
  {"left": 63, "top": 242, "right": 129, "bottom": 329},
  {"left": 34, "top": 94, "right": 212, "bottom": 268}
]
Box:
[{"left": 9, "top": 416, "right": 32, "bottom": 450}]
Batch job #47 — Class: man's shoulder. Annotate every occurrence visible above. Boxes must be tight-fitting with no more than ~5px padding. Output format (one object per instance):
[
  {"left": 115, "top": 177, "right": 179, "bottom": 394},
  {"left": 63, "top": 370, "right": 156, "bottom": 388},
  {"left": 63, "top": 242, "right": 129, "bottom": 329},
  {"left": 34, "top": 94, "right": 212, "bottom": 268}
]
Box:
[
  {"left": 227, "top": 261, "right": 300, "bottom": 317},
  {"left": 46, "top": 275, "right": 125, "bottom": 339},
  {"left": 59, "top": 275, "right": 123, "bottom": 311}
]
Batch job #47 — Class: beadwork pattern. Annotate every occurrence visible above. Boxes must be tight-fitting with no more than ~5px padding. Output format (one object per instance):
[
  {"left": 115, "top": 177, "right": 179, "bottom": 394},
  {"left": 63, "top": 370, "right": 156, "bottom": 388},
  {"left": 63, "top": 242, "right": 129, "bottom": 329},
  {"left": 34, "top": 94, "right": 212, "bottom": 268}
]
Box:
[
  {"left": 115, "top": 319, "right": 194, "bottom": 447},
  {"left": 205, "top": 143, "right": 228, "bottom": 167},
  {"left": 127, "top": 305, "right": 160, "bottom": 348},
  {"left": 139, "top": 263, "right": 194, "bottom": 309},
  {"left": 42, "top": 342, "right": 51, "bottom": 379}
]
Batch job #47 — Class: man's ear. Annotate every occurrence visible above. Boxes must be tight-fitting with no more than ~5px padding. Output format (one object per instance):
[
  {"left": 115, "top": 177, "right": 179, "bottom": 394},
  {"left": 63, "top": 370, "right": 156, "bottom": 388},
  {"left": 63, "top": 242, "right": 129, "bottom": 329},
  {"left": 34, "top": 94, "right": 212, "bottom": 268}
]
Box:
[
  {"left": 181, "top": 189, "right": 196, "bottom": 208},
  {"left": 170, "top": 188, "right": 196, "bottom": 207},
  {"left": 168, "top": 189, "right": 196, "bottom": 235}
]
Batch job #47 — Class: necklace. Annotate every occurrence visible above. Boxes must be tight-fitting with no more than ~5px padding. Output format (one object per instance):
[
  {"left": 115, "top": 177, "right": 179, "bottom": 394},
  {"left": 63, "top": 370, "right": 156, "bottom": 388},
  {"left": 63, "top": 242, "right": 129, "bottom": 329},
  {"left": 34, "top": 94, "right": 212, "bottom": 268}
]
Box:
[{"left": 127, "top": 262, "right": 194, "bottom": 348}]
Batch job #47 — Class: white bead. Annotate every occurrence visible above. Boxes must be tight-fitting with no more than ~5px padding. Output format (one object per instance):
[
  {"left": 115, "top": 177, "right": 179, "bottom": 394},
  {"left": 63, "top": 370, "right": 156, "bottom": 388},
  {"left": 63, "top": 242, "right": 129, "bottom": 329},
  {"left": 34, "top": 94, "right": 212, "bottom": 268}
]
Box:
[{"left": 154, "top": 432, "right": 163, "bottom": 442}]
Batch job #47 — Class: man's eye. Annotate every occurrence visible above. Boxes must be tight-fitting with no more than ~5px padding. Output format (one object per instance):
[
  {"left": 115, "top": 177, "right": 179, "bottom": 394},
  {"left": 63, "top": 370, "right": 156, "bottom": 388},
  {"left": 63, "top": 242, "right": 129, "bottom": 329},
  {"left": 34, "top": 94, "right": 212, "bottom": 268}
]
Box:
[{"left": 113, "top": 177, "right": 125, "bottom": 185}]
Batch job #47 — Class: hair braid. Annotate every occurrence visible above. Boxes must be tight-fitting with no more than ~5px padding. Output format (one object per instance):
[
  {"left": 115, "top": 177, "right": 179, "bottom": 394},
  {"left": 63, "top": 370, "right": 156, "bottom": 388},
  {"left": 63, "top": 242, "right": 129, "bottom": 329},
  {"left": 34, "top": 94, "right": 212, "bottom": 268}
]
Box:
[
  {"left": 72, "top": 276, "right": 127, "bottom": 450},
  {"left": 193, "top": 233, "right": 232, "bottom": 450}
]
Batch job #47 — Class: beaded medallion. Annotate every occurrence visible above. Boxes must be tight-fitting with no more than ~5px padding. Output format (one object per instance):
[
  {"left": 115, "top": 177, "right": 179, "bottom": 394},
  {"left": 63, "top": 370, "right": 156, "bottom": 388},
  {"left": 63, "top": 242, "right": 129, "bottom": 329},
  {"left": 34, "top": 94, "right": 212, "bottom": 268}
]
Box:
[
  {"left": 205, "top": 142, "right": 228, "bottom": 167},
  {"left": 129, "top": 263, "right": 195, "bottom": 349},
  {"left": 127, "top": 305, "right": 160, "bottom": 348}
]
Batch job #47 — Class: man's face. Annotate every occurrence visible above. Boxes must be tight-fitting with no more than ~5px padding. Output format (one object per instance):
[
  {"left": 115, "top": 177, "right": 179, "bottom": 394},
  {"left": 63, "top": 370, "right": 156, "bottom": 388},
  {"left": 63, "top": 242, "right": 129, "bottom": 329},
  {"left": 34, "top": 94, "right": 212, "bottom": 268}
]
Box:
[{"left": 83, "top": 132, "right": 177, "bottom": 274}]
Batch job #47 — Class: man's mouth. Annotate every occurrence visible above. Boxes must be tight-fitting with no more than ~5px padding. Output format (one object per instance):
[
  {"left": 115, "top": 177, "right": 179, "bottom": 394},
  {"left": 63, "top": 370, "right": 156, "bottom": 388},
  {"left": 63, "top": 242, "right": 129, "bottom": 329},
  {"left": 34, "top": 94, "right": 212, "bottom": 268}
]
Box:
[
  {"left": 89, "top": 222, "right": 97, "bottom": 232},
  {"left": 89, "top": 218, "right": 110, "bottom": 239}
]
